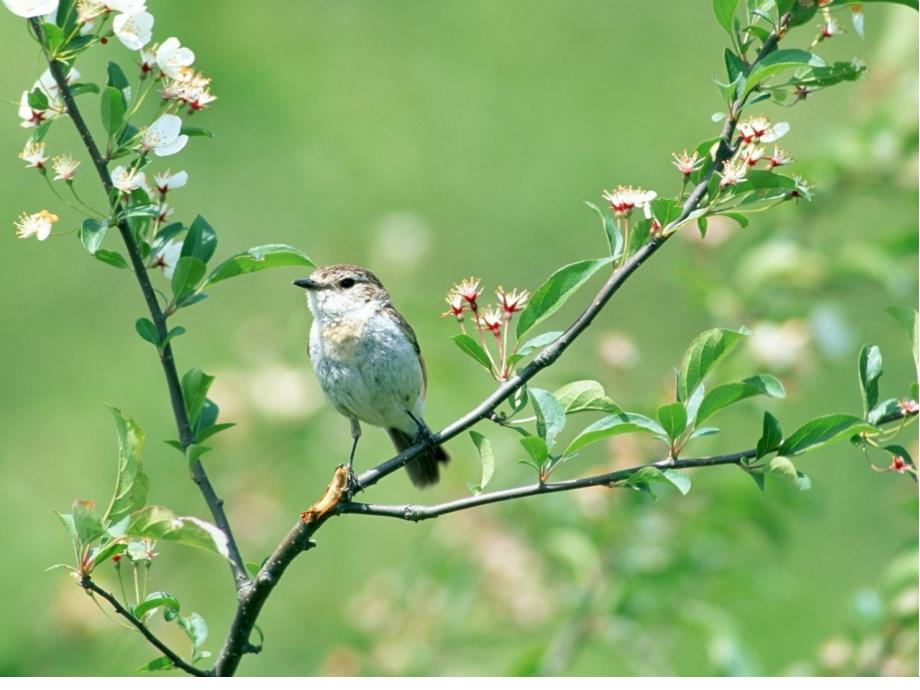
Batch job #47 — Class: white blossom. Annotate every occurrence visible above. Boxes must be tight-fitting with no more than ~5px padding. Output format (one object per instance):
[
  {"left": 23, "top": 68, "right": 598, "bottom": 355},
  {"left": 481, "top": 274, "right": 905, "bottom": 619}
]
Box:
[
  {"left": 738, "top": 116, "right": 789, "bottom": 144},
  {"left": 154, "top": 169, "right": 188, "bottom": 194},
  {"left": 152, "top": 239, "right": 182, "bottom": 278},
  {"left": 2, "top": 0, "right": 59, "bottom": 18},
  {"left": 141, "top": 114, "right": 188, "bottom": 157},
  {"left": 51, "top": 154, "right": 80, "bottom": 181},
  {"left": 14, "top": 209, "right": 58, "bottom": 240},
  {"left": 18, "top": 138, "right": 48, "bottom": 168},
  {"left": 112, "top": 9, "right": 153, "bottom": 50},
  {"left": 111, "top": 164, "right": 146, "bottom": 193},
  {"left": 602, "top": 185, "right": 657, "bottom": 217},
  {"left": 105, "top": 0, "right": 145, "bottom": 11},
  {"left": 156, "top": 37, "right": 195, "bottom": 81}
]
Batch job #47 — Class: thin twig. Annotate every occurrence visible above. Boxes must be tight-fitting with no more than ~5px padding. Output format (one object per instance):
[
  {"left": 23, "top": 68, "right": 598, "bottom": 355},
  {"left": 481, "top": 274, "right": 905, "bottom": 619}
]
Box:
[
  {"left": 29, "top": 19, "right": 250, "bottom": 590},
  {"left": 82, "top": 576, "right": 209, "bottom": 677}
]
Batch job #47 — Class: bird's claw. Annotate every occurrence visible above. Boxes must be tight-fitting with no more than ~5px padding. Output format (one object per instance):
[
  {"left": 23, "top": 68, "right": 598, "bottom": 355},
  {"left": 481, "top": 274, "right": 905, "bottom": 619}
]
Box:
[{"left": 338, "top": 463, "right": 361, "bottom": 499}]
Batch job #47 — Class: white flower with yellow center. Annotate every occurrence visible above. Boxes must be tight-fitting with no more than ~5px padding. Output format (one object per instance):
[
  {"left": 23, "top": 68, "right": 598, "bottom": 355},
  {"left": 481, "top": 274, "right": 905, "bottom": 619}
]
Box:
[
  {"left": 154, "top": 169, "right": 188, "bottom": 194},
  {"left": 18, "top": 138, "right": 48, "bottom": 169},
  {"left": 111, "top": 165, "right": 146, "bottom": 193},
  {"left": 14, "top": 209, "right": 58, "bottom": 240},
  {"left": 2, "top": 0, "right": 59, "bottom": 18},
  {"left": 141, "top": 114, "right": 188, "bottom": 157},
  {"left": 112, "top": 9, "right": 153, "bottom": 50},
  {"left": 156, "top": 37, "right": 195, "bottom": 81},
  {"left": 52, "top": 154, "right": 80, "bottom": 181}
]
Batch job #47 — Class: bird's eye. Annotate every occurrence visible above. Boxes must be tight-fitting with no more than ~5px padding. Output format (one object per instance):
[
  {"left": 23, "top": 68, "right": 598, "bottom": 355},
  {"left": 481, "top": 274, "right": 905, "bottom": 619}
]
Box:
[{"left": 339, "top": 278, "right": 356, "bottom": 289}]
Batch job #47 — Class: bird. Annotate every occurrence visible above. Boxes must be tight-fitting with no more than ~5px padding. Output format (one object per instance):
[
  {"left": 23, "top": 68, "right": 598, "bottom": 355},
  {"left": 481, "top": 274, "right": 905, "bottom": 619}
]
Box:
[{"left": 293, "top": 264, "right": 450, "bottom": 488}]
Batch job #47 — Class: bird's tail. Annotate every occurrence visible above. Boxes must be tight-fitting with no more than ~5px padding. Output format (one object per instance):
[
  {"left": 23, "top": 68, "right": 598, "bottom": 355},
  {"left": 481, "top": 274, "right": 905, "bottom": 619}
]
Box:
[{"left": 387, "top": 427, "right": 449, "bottom": 488}]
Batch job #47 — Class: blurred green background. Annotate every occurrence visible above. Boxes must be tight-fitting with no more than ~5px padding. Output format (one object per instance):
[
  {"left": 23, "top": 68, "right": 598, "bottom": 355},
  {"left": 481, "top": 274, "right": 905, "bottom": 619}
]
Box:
[{"left": 0, "top": 0, "right": 917, "bottom": 676}]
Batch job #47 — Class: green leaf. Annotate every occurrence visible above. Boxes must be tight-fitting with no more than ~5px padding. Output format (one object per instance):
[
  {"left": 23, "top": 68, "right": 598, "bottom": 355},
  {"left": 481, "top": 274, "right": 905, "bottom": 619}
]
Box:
[
  {"left": 136, "top": 656, "right": 174, "bottom": 673},
  {"left": 135, "top": 317, "right": 159, "bottom": 346},
  {"left": 181, "top": 126, "right": 215, "bottom": 138},
  {"left": 712, "top": 0, "right": 740, "bottom": 32},
  {"left": 171, "top": 256, "right": 207, "bottom": 302},
  {"left": 102, "top": 407, "right": 149, "bottom": 525},
  {"left": 867, "top": 398, "right": 900, "bottom": 426},
  {"left": 451, "top": 334, "right": 493, "bottom": 372},
  {"left": 662, "top": 469, "right": 692, "bottom": 495},
  {"left": 743, "top": 49, "right": 826, "bottom": 98},
  {"left": 181, "top": 367, "right": 215, "bottom": 427},
  {"left": 516, "top": 257, "right": 614, "bottom": 339},
  {"left": 72, "top": 499, "right": 104, "bottom": 545},
  {"left": 519, "top": 435, "right": 549, "bottom": 464},
  {"left": 676, "top": 327, "right": 750, "bottom": 401},
  {"left": 28, "top": 87, "right": 49, "bottom": 111},
  {"left": 162, "top": 326, "right": 186, "bottom": 349},
  {"left": 79, "top": 218, "right": 107, "bottom": 255},
  {"left": 178, "top": 612, "right": 208, "bottom": 649},
  {"left": 100, "top": 86, "right": 126, "bottom": 136},
  {"left": 623, "top": 466, "right": 690, "bottom": 496},
  {"left": 768, "top": 456, "right": 812, "bottom": 491},
  {"left": 126, "top": 506, "right": 229, "bottom": 559},
  {"left": 469, "top": 431, "right": 495, "bottom": 494},
  {"left": 552, "top": 380, "right": 619, "bottom": 414},
  {"left": 565, "top": 412, "right": 667, "bottom": 455},
  {"left": 584, "top": 201, "right": 623, "bottom": 259},
  {"left": 756, "top": 411, "right": 783, "bottom": 459},
  {"left": 203, "top": 244, "right": 314, "bottom": 287},
  {"left": 690, "top": 426, "right": 720, "bottom": 439},
  {"left": 857, "top": 344, "right": 883, "bottom": 416},
  {"left": 530, "top": 388, "right": 566, "bottom": 449},
  {"left": 69, "top": 82, "right": 100, "bottom": 97},
  {"left": 777, "top": 414, "right": 875, "bottom": 456},
  {"left": 181, "top": 215, "right": 218, "bottom": 265},
  {"left": 724, "top": 48, "right": 747, "bottom": 83},
  {"left": 695, "top": 374, "right": 786, "bottom": 425},
  {"left": 657, "top": 402, "right": 687, "bottom": 441},
  {"left": 94, "top": 249, "right": 128, "bottom": 269},
  {"left": 886, "top": 306, "right": 918, "bottom": 375},
  {"left": 40, "top": 22, "right": 65, "bottom": 52},
  {"left": 510, "top": 331, "right": 563, "bottom": 362},
  {"left": 106, "top": 62, "right": 130, "bottom": 96},
  {"left": 133, "top": 591, "right": 180, "bottom": 620}
]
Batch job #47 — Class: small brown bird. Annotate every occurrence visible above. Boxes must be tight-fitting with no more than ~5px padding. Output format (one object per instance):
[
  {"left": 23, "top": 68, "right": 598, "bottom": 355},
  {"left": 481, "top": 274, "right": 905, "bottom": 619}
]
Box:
[{"left": 294, "top": 264, "right": 449, "bottom": 487}]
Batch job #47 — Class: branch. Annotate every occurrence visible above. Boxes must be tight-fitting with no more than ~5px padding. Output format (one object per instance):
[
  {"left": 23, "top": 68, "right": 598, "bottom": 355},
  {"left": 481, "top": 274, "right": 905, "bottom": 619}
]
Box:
[
  {"left": 30, "top": 19, "right": 250, "bottom": 590},
  {"left": 81, "top": 576, "right": 209, "bottom": 677},
  {"left": 213, "top": 13, "right": 797, "bottom": 675},
  {"left": 341, "top": 450, "right": 756, "bottom": 521}
]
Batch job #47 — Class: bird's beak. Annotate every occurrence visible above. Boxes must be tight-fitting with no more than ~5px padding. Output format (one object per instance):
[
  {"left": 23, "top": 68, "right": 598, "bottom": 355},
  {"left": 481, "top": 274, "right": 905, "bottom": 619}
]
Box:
[{"left": 293, "top": 278, "right": 321, "bottom": 290}]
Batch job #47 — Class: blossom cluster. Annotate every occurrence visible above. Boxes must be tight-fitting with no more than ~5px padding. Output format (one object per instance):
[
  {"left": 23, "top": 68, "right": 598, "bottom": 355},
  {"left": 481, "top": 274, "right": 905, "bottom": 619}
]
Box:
[
  {"left": 443, "top": 278, "right": 530, "bottom": 381},
  {"left": 717, "top": 115, "right": 794, "bottom": 188}
]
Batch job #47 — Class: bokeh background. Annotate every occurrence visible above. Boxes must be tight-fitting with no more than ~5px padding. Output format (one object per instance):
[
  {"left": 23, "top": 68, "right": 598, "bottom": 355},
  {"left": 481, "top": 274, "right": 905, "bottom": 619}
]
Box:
[{"left": 0, "top": 0, "right": 917, "bottom": 677}]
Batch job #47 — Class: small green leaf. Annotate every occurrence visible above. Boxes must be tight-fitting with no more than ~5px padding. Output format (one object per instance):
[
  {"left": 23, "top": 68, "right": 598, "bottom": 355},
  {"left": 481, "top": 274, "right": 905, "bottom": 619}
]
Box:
[
  {"left": 133, "top": 591, "right": 180, "bottom": 620},
  {"left": 756, "top": 411, "right": 783, "bottom": 459},
  {"left": 857, "top": 344, "right": 883, "bottom": 416},
  {"left": 623, "top": 466, "right": 690, "bottom": 496},
  {"left": 712, "top": 0, "right": 740, "bottom": 33},
  {"left": 530, "top": 388, "right": 566, "bottom": 449},
  {"left": 451, "top": 334, "right": 493, "bottom": 372},
  {"left": 135, "top": 317, "right": 159, "bottom": 346},
  {"left": 584, "top": 201, "right": 623, "bottom": 259},
  {"left": 552, "top": 380, "right": 619, "bottom": 414},
  {"left": 126, "top": 506, "right": 229, "bottom": 559},
  {"left": 662, "top": 469, "right": 692, "bottom": 495},
  {"left": 519, "top": 435, "right": 549, "bottom": 464},
  {"left": 94, "top": 249, "right": 128, "bottom": 269},
  {"left": 28, "top": 87, "right": 49, "bottom": 111},
  {"left": 72, "top": 499, "right": 104, "bottom": 545},
  {"left": 778, "top": 414, "right": 875, "bottom": 456},
  {"left": 676, "top": 327, "right": 750, "bottom": 401},
  {"left": 743, "top": 49, "right": 826, "bottom": 98},
  {"left": 171, "top": 256, "right": 207, "bottom": 302},
  {"left": 695, "top": 374, "right": 785, "bottom": 425},
  {"left": 657, "top": 402, "right": 687, "bottom": 441},
  {"left": 867, "top": 399, "right": 900, "bottom": 426},
  {"left": 100, "top": 86, "right": 126, "bottom": 136},
  {"left": 180, "top": 126, "right": 214, "bottom": 138},
  {"left": 516, "top": 257, "right": 615, "bottom": 340},
  {"left": 102, "top": 407, "right": 149, "bottom": 525},
  {"left": 162, "top": 326, "right": 186, "bottom": 349},
  {"left": 181, "top": 367, "right": 215, "bottom": 427},
  {"left": 469, "top": 431, "right": 495, "bottom": 494},
  {"left": 79, "top": 218, "right": 107, "bottom": 254},
  {"left": 178, "top": 612, "right": 208, "bottom": 649},
  {"left": 512, "top": 331, "right": 563, "bottom": 360},
  {"left": 136, "top": 656, "right": 174, "bottom": 673},
  {"left": 181, "top": 215, "right": 218, "bottom": 265},
  {"left": 204, "top": 244, "right": 314, "bottom": 287},
  {"left": 106, "top": 62, "right": 130, "bottom": 96},
  {"left": 565, "top": 412, "right": 667, "bottom": 455}
]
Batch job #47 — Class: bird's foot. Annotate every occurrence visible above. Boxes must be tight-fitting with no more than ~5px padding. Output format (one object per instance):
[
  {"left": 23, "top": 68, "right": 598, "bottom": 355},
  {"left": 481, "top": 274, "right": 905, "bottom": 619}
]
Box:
[
  {"left": 338, "top": 463, "right": 361, "bottom": 499},
  {"left": 414, "top": 424, "right": 440, "bottom": 454}
]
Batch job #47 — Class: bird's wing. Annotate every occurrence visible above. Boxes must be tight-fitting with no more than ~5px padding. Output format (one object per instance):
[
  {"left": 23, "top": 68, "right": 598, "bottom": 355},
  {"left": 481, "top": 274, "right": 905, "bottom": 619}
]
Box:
[{"left": 381, "top": 303, "right": 427, "bottom": 398}]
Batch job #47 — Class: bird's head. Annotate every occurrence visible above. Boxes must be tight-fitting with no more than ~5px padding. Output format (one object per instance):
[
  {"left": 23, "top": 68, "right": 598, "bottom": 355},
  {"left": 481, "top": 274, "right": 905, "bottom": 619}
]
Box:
[{"left": 293, "top": 264, "right": 390, "bottom": 320}]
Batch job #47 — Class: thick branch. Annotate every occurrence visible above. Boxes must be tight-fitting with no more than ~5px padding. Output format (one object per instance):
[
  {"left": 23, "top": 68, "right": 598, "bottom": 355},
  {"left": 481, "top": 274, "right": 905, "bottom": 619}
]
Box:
[
  {"left": 82, "top": 576, "right": 209, "bottom": 677},
  {"left": 342, "top": 450, "right": 757, "bottom": 521},
  {"left": 30, "top": 19, "right": 249, "bottom": 589}
]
